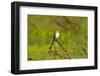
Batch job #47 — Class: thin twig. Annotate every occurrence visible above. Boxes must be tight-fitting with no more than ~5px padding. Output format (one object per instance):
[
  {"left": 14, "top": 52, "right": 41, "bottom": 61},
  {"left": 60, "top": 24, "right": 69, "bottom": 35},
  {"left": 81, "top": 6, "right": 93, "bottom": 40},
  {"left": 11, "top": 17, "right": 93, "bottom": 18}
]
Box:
[{"left": 55, "top": 40, "right": 72, "bottom": 59}]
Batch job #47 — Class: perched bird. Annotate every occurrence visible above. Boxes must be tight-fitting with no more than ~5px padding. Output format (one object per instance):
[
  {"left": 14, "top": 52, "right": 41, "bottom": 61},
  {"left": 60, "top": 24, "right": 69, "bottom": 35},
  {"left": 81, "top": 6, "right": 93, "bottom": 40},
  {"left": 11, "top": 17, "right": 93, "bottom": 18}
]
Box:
[{"left": 49, "top": 31, "right": 59, "bottom": 49}]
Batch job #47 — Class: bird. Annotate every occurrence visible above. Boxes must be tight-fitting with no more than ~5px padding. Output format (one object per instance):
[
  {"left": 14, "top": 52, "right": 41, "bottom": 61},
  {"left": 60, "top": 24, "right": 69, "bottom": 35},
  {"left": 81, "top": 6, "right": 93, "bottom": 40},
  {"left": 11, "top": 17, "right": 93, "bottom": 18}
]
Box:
[{"left": 49, "top": 31, "right": 59, "bottom": 49}]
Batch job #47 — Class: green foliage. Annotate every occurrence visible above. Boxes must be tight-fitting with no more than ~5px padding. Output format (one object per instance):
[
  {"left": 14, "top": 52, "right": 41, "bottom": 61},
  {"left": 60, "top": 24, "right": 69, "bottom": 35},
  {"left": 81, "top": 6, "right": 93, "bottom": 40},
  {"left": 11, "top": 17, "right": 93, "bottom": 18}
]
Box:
[{"left": 28, "top": 15, "right": 88, "bottom": 61}]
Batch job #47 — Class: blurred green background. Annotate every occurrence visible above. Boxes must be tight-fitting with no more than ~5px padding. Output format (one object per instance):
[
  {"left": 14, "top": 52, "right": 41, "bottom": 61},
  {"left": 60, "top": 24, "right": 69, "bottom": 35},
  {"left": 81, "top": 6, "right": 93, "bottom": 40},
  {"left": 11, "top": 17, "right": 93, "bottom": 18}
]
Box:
[{"left": 28, "top": 15, "right": 88, "bottom": 61}]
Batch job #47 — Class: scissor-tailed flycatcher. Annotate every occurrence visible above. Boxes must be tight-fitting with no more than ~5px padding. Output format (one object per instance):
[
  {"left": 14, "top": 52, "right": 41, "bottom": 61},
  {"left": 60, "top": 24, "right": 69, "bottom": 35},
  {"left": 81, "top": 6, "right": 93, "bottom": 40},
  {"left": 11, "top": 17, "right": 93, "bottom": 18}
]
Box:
[{"left": 49, "top": 31, "right": 59, "bottom": 49}]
